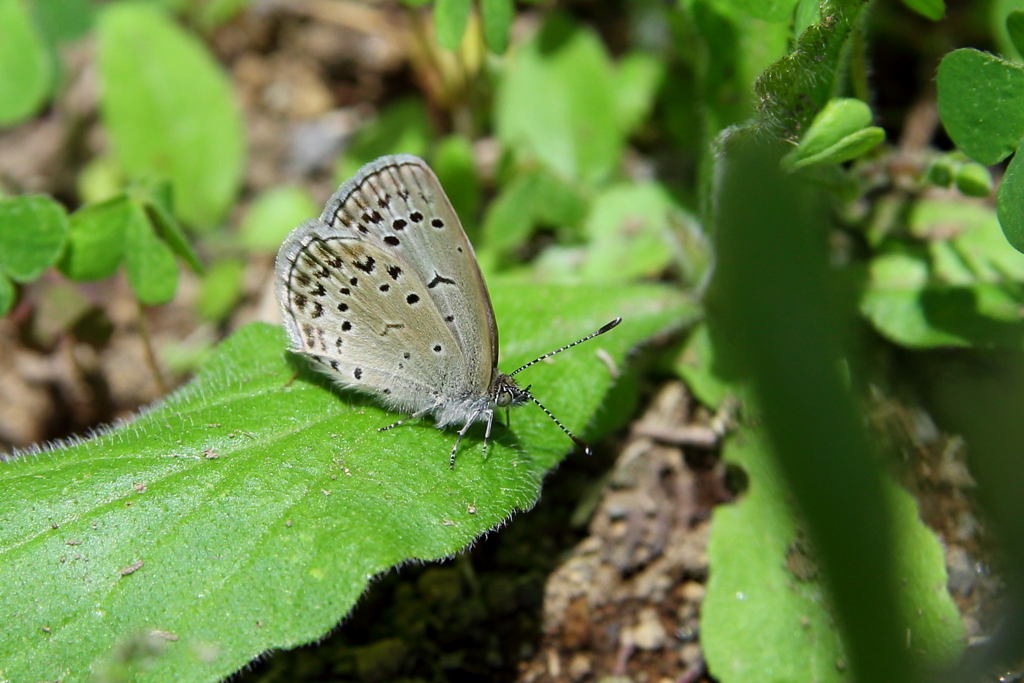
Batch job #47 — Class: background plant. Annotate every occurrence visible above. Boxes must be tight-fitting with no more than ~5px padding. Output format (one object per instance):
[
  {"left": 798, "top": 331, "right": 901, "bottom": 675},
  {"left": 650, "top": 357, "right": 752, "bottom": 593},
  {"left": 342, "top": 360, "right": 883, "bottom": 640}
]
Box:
[{"left": 0, "top": 0, "right": 1020, "bottom": 680}]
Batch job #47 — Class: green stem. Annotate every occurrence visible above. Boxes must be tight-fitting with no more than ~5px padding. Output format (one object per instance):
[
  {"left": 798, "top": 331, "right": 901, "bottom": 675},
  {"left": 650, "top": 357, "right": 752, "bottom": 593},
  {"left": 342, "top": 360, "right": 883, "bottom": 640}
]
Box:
[{"left": 137, "top": 302, "right": 168, "bottom": 396}]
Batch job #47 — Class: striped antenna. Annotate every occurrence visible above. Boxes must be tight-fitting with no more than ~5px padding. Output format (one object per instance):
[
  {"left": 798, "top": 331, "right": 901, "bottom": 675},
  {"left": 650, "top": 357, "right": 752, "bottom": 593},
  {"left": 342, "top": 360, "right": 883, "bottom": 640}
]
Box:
[
  {"left": 509, "top": 318, "right": 622, "bottom": 377},
  {"left": 523, "top": 386, "right": 593, "bottom": 455}
]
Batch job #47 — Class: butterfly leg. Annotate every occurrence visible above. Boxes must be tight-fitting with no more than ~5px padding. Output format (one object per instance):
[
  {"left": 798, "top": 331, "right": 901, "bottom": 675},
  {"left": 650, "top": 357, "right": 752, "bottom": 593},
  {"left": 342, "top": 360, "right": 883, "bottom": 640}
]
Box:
[
  {"left": 482, "top": 409, "right": 495, "bottom": 458},
  {"left": 379, "top": 406, "right": 432, "bottom": 433},
  {"left": 450, "top": 409, "right": 483, "bottom": 469}
]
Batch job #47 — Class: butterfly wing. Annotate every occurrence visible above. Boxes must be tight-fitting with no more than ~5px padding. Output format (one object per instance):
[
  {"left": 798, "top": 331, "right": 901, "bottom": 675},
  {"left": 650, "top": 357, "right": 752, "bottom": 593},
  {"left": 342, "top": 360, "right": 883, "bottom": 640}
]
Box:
[{"left": 274, "top": 155, "right": 498, "bottom": 421}]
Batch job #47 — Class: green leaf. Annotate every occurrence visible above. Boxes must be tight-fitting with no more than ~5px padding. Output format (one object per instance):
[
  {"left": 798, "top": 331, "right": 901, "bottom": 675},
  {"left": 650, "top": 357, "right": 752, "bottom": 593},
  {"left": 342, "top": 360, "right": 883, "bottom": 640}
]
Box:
[
  {"left": 900, "top": 0, "right": 944, "bottom": 20},
  {"left": 197, "top": 259, "right": 245, "bottom": 322},
  {"left": 792, "top": 98, "right": 872, "bottom": 158},
  {"left": 480, "top": 0, "right": 513, "bottom": 53},
  {"left": 32, "top": 0, "right": 95, "bottom": 44},
  {"left": 482, "top": 168, "right": 588, "bottom": 258},
  {"left": 998, "top": 146, "right": 1024, "bottom": 252},
  {"left": 581, "top": 183, "right": 678, "bottom": 281},
  {"left": 674, "top": 322, "right": 741, "bottom": 410},
  {"left": 793, "top": 0, "right": 821, "bottom": 35},
  {"left": 753, "top": 0, "right": 866, "bottom": 137},
  {"left": 481, "top": 178, "right": 536, "bottom": 256},
  {"left": 0, "top": 272, "right": 13, "bottom": 316},
  {"left": 861, "top": 252, "right": 1024, "bottom": 349},
  {"left": 433, "top": 0, "right": 472, "bottom": 51},
  {"left": 97, "top": 3, "right": 245, "bottom": 230},
  {"left": 337, "top": 99, "right": 433, "bottom": 183},
  {"left": 144, "top": 186, "right": 203, "bottom": 274},
  {"left": 59, "top": 195, "right": 132, "bottom": 281},
  {"left": 197, "top": 0, "right": 252, "bottom": 29},
  {"left": 432, "top": 136, "right": 482, "bottom": 239},
  {"left": 911, "top": 200, "right": 1024, "bottom": 283},
  {"left": 0, "top": 281, "right": 690, "bottom": 683},
  {"left": 613, "top": 52, "right": 663, "bottom": 134},
  {"left": 0, "top": 0, "right": 53, "bottom": 126},
  {"left": 994, "top": 0, "right": 1024, "bottom": 59},
  {"left": 955, "top": 161, "right": 994, "bottom": 197},
  {"left": 784, "top": 126, "right": 886, "bottom": 170},
  {"left": 702, "top": 428, "right": 846, "bottom": 682},
  {"left": 77, "top": 155, "right": 126, "bottom": 205},
  {"left": 926, "top": 156, "right": 956, "bottom": 187},
  {"left": 0, "top": 194, "right": 69, "bottom": 283},
  {"left": 690, "top": 0, "right": 793, "bottom": 138},
  {"left": 495, "top": 16, "right": 623, "bottom": 184},
  {"left": 720, "top": 0, "right": 801, "bottom": 22},
  {"left": 1008, "top": 10, "right": 1024, "bottom": 59},
  {"left": 124, "top": 201, "right": 179, "bottom": 306},
  {"left": 702, "top": 428, "right": 964, "bottom": 681},
  {"left": 936, "top": 49, "right": 1024, "bottom": 165},
  {"left": 929, "top": 241, "right": 976, "bottom": 285},
  {"left": 709, "top": 136, "right": 917, "bottom": 682},
  {"left": 240, "top": 186, "right": 320, "bottom": 252}
]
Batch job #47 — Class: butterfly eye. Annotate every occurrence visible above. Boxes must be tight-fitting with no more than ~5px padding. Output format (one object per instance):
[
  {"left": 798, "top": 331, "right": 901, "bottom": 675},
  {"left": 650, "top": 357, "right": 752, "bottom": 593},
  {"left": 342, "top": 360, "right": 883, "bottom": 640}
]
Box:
[{"left": 496, "top": 391, "right": 513, "bottom": 408}]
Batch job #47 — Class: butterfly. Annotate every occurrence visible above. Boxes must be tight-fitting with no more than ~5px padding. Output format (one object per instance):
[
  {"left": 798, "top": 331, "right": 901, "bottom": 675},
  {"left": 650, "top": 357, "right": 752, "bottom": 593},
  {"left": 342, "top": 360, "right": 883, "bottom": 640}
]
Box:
[{"left": 274, "top": 154, "right": 620, "bottom": 467}]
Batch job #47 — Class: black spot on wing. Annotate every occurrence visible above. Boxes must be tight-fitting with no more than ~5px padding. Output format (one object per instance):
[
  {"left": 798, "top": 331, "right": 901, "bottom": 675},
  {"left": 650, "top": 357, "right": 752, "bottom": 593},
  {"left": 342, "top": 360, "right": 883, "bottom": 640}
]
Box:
[{"left": 427, "top": 273, "right": 456, "bottom": 289}]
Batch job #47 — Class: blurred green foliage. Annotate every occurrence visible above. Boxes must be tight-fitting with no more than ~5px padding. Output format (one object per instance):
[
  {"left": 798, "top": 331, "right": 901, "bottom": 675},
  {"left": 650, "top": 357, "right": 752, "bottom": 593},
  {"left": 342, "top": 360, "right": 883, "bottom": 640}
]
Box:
[
  {"left": 495, "top": 15, "right": 658, "bottom": 186},
  {"left": 0, "top": 195, "right": 67, "bottom": 314},
  {"left": 197, "top": 258, "right": 244, "bottom": 321},
  {"left": 337, "top": 98, "right": 434, "bottom": 182},
  {"left": 240, "top": 187, "right": 320, "bottom": 252},
  {"left": 0, "top": 0, "right": 53, "bottom": 125},
  {"left": 97, "top": 3, "right": 245, "bottom": 231}
]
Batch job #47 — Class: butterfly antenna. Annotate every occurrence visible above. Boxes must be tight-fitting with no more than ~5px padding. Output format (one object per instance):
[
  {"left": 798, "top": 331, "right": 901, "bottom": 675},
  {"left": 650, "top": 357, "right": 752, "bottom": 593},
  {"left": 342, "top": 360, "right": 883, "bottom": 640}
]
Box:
[
  {"left": 509, "top": 318, "right": 622, "bottom": 377},
  {"left": 524, "top": 385, "right": 592, "bottom": 455}
]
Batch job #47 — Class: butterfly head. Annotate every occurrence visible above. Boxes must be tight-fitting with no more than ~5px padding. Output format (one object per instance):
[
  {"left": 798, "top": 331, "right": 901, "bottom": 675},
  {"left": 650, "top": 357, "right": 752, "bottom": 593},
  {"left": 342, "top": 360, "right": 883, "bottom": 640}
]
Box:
[{"left": 492, "top": 373, "right": 530, "bottom": 409}]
